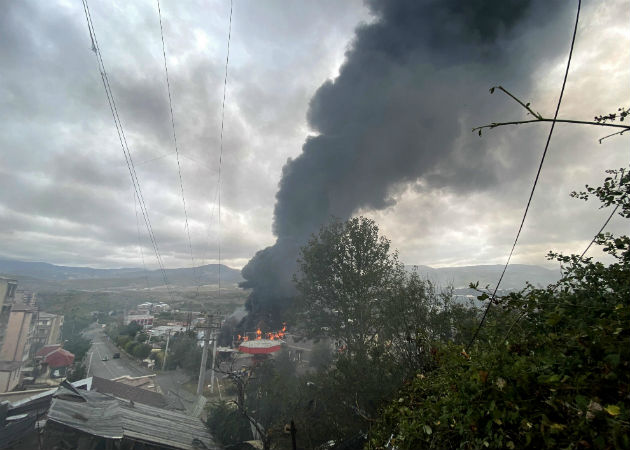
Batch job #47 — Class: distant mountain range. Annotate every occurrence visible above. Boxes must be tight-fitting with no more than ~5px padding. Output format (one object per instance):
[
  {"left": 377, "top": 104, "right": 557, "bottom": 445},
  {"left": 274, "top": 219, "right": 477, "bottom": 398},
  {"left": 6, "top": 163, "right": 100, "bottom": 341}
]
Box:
[
  {"left": 0, "top": 259, "right": 243, "bottom": 291},
  {"left": 0, "top": 258, "right": 560, "bottom": 293},
  {"left": 407, "top": 264, "right": 560, "bottom": 290}
]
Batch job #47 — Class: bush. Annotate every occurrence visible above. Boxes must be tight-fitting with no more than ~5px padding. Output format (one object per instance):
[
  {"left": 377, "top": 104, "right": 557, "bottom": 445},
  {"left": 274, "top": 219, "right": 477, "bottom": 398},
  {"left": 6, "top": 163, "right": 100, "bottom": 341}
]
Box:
[
  {"left": 369, "top": 233, "right": 630, "bottom": 449},
  {"left": 207, "top": 401, "right": 252, "bottom": 446},
  {"left": 131, "top": 343, "right": 152, "bottom": 359}
]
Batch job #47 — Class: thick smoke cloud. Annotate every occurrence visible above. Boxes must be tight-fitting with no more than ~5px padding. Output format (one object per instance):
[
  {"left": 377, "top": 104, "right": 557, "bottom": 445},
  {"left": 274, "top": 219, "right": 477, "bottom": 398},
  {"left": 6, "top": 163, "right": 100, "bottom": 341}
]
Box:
[{"left": 241, "top": 0, "right": 572, "bottom": 322}]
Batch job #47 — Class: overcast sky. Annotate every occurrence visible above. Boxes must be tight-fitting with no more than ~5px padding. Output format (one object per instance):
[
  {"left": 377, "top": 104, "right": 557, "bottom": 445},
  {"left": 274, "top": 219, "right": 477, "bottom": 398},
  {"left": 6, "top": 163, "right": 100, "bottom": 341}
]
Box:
[{"left": 0, "top": 0, "right": 628, "bottom": 271}]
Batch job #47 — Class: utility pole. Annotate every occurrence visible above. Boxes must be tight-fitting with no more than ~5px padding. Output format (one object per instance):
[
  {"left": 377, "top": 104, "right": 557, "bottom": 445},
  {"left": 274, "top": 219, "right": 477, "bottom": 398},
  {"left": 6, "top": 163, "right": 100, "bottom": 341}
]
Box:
[
  {"left": 210, "top": 332, "right": 218, "bottom": 394},
  {"left": 162, "top": 330, "right": 171, "bottom": 371},
  {"left": 196, "top": 314, "right": 221, "bottom": 395}
]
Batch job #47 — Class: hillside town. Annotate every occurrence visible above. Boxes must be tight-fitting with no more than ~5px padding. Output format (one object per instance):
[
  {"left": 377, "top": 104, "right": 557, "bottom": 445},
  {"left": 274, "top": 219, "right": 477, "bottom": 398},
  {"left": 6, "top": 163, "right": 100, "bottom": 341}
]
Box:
[{"left": 0, "top": 275, "right": 320, "bottom": 449}]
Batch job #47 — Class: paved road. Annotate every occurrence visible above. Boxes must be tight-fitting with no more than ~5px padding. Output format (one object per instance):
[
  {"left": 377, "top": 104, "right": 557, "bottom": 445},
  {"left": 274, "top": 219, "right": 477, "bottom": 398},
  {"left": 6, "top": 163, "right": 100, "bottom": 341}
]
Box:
[
  {"left": 82, "top": 323, "right": 205, "bottom": 414},
  {"left": 84, "top": 323, "right": 151, "bottom": 380}
]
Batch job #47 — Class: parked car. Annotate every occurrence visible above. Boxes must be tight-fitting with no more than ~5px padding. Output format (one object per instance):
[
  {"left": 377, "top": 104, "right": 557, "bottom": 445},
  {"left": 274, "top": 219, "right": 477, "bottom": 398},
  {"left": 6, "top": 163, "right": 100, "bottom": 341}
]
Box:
[
  {"left": 102, "top": 356, "right": 109, "bottom": 361},
  {"left": 113, "top": 353, "right": 120, "bottom": 359}
]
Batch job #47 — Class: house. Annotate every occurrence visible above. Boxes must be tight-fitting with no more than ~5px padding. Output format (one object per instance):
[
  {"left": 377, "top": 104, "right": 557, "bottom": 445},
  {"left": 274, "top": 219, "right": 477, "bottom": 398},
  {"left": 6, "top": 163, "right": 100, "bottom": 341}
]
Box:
[
  {"left": 45, "top": 382, "right": 218, "bottom": 450},
  {"left": 35, "top": 345, "right": 74, "bottom": 379}
]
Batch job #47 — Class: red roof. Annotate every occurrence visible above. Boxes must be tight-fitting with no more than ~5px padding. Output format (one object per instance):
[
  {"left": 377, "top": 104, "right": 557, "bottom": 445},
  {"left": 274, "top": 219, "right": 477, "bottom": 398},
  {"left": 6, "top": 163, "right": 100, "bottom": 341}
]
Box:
[
  {"left": 238, "top": 339, "right": 282, "bottom": 354},
  {"left": 44, "top": 348, "right": 75, "bottom": 368},
  {"left": 36, "top": 344, "right": 62, "bottom": 358}
]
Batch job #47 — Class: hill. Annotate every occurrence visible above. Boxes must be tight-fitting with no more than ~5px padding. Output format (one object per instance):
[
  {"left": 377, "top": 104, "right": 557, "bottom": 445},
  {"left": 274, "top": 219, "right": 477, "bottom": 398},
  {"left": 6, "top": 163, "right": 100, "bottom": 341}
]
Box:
[
  {"left": 0, "top": 259, "right": 244, "bottom": 291},
  {"left": 407, "top": 264, "right": 560, "bottom": 290}
]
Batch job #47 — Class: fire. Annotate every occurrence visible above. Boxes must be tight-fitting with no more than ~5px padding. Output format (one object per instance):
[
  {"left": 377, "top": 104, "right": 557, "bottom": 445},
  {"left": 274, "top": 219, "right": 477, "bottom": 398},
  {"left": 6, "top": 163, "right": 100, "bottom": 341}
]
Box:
[{"left": 235, "top": 323, "right": 289, "bottom": 344}]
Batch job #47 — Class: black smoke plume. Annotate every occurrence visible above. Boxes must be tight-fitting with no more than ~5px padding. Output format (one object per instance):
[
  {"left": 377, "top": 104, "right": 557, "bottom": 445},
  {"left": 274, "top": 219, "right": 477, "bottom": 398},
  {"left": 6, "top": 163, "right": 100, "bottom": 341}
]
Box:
[{"left": 241, "top": 0, "right": 571, "bottom": 326}]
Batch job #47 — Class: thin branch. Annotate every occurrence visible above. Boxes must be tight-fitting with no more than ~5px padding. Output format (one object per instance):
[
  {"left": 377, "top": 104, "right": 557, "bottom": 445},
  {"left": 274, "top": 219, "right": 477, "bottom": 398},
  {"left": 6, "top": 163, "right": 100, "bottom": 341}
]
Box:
[
  {"left": 599, "top": 128, "right": 630, "bottom": 144},
  {"left": 473, "top": 118, "right": 630, "bottom": 135},
  {"left": 491, "top": 86, "right": 543, "bottom": 119}
]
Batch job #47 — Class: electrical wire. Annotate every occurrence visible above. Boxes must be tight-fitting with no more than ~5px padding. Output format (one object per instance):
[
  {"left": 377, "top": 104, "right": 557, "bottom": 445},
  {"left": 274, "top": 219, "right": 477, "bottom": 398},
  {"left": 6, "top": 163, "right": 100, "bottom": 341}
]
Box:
[
  {"left": 217, "top": 0, "right": 233, "bottom": 302},
  {"left": 579, "top": 204, "right": 620, "bottom": 259},
  {"left": 156, "top": 0, "right": 196, "bottom": 273},
  {"left": 81, "top": 0, "right": 175, "bottom": 301},
  {"left": 134, "top": 190, "right": 151, "bottom": 289},
  {"left": 466, "top": 0, "right": 582, "bottom": 351}
]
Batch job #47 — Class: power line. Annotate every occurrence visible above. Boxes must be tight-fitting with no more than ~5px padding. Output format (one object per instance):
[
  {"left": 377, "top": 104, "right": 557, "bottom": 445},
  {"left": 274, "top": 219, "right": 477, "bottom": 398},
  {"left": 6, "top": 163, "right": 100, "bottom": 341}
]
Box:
[
  {"left": 467, "top": 0, "right": 582, "bottom": 351},
  {"left": 579, "top": 204, "right": 619, "bottom": 260},
  {"left": 156, "top": 0, "right": 196, "bottom": 273},
  {"left": 134, "top": 190, "right": 150, "bottom": 289},
  {"left": 217, "top": 0, "right": 234, "bottom": 301},
  {"left": 81, "top": 0, "right": 175, "bottom": 300}
]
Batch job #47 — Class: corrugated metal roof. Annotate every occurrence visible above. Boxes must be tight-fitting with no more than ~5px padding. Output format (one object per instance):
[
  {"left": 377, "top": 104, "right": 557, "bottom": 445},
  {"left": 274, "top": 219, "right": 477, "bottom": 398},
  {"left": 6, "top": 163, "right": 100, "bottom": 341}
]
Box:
[
  {"left": 92, "top": 376, "right": 168, "bottom": 408},
  {"left": 48, "top": 387, "right": 122, "bottom": 439},
  {"left": 47, "top": 383, "right": 218, "bottom": 449}
]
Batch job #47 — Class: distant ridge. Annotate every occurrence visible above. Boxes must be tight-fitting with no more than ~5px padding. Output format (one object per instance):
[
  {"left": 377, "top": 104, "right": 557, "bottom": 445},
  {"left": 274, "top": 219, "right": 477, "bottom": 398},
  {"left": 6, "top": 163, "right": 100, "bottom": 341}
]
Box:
[
  {"left": 0, "top": 259, "right": 558, "bottom": 293},
  {"left": 406, "top": 264, "right": 560, "bottom": 290},
  {"left": 0, "top": 259, "right": 243, "bottom": 289}
]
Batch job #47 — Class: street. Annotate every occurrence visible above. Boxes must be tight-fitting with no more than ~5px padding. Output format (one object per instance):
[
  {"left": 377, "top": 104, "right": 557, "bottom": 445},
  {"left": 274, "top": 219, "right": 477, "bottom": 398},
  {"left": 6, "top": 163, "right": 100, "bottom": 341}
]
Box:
[
  {"left": 83, "top": 322, "right": 151, "bottom": 379},
  {"left": 82, "top": 323, "right": 201, "bottom": 413}
]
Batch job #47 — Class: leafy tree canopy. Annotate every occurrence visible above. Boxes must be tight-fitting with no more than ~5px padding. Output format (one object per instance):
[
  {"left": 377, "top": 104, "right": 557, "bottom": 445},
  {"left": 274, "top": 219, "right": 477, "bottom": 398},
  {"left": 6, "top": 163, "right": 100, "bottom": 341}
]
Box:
[{"left": 369, "top": 168, "right": 630, "bottom": 450}]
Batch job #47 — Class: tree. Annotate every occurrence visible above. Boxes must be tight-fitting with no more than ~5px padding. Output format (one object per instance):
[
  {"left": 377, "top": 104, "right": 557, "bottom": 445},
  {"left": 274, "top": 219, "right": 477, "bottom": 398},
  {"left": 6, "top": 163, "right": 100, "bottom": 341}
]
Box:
[
  {"left": 294, "top": 216, "right": 468, "bottom": 443},
  {"left": 206, "top": 401, "right": 252, "bottom": 446},
  {"left": 369, "top": 167, "right": 630, "bottom": 449},
  {"left": 294, "top": 216, "right": 405, "bottom": 354}
]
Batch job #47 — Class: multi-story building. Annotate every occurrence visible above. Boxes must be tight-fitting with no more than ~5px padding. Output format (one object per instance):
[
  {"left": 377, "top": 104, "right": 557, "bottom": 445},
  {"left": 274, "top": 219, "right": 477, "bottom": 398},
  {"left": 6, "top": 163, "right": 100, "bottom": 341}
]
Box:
[
  {"left": 0, "top": 278, "right": 37, "bottom": 392},
  {"left": 0, "top": 278, "right": 18, "bottom": 310},
  {"left": 124, "top": 313, "right": 154, "bottom": 328},
  {"left": 31, "top": 312, "right": 64, "bottom": 350},
  {"left": 16, "top": 289, "right": 37, "bottom": 306},
  {"left": 0, "top": 304, "right": 36, "bottom": 363},
  {"left": 0, "top": 278, "right": 19, "bottom": 356}
]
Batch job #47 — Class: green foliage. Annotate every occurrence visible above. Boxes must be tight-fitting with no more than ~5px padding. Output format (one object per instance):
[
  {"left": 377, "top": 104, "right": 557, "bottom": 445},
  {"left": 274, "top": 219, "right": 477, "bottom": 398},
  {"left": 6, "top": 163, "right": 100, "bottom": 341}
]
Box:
[
  {"left": 124, "top": 341, "right": 135, "bottom": 354},
  {"left": 130, "top": 342, "right": 151, "bottom": 359},
  {"left": 239, "top": 216, "right": 473, "bottom": 447},
  {"left": 206, "top": 401, "right": 252, "bottom": 446},
  {"left": 369, "top": 169, "right": 630, "bottom": 450},
  {"left": 295, "top": 216, "right": 404, "bottom": 353},
  {"left": 571, "top": 167, "right": 629, "bottom": 218},
  {"left": 116, "top": 335, "right": 131, "bottom": 348},
  {"left": 120, "top": 321, "right": 143, "bottom": 338},
  {"left": 66, "top": 362, "right": 87, "bottom": 382},
  {"left": 162, "top": 332, "right": 204, "bottom": 376},
  {"left": 63, "top": 333, "right": 91, "bottom": 361}
]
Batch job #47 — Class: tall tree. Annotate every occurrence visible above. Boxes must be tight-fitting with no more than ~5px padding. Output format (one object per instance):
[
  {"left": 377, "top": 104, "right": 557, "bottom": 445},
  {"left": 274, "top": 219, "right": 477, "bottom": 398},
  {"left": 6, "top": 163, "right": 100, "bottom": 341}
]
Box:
[{"left": 294, "top": 216, "right": 404, "bottom": 353}]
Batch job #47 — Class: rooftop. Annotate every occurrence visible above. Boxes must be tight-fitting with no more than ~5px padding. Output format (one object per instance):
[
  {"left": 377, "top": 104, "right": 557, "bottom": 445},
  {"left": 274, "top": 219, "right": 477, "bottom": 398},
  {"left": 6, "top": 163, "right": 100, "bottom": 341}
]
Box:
[
  {"left": 48, "top": 383, "right": 218, "bottom": 450},
  {"left": 92, "top": 376, "right": 168, "bottom": 408}
]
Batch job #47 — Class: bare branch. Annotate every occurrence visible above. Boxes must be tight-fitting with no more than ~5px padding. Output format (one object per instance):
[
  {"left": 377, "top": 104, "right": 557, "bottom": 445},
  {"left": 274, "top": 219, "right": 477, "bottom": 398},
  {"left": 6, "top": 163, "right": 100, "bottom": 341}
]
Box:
[
  {"left": 491, "top": 86, "right": 543, "bottom": 119},
  {"left": 473, "top": 118, "right": 630, "bottom": 135},
  {"left": 598, "top": 128, "right": 630, "bottom": 144}
]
